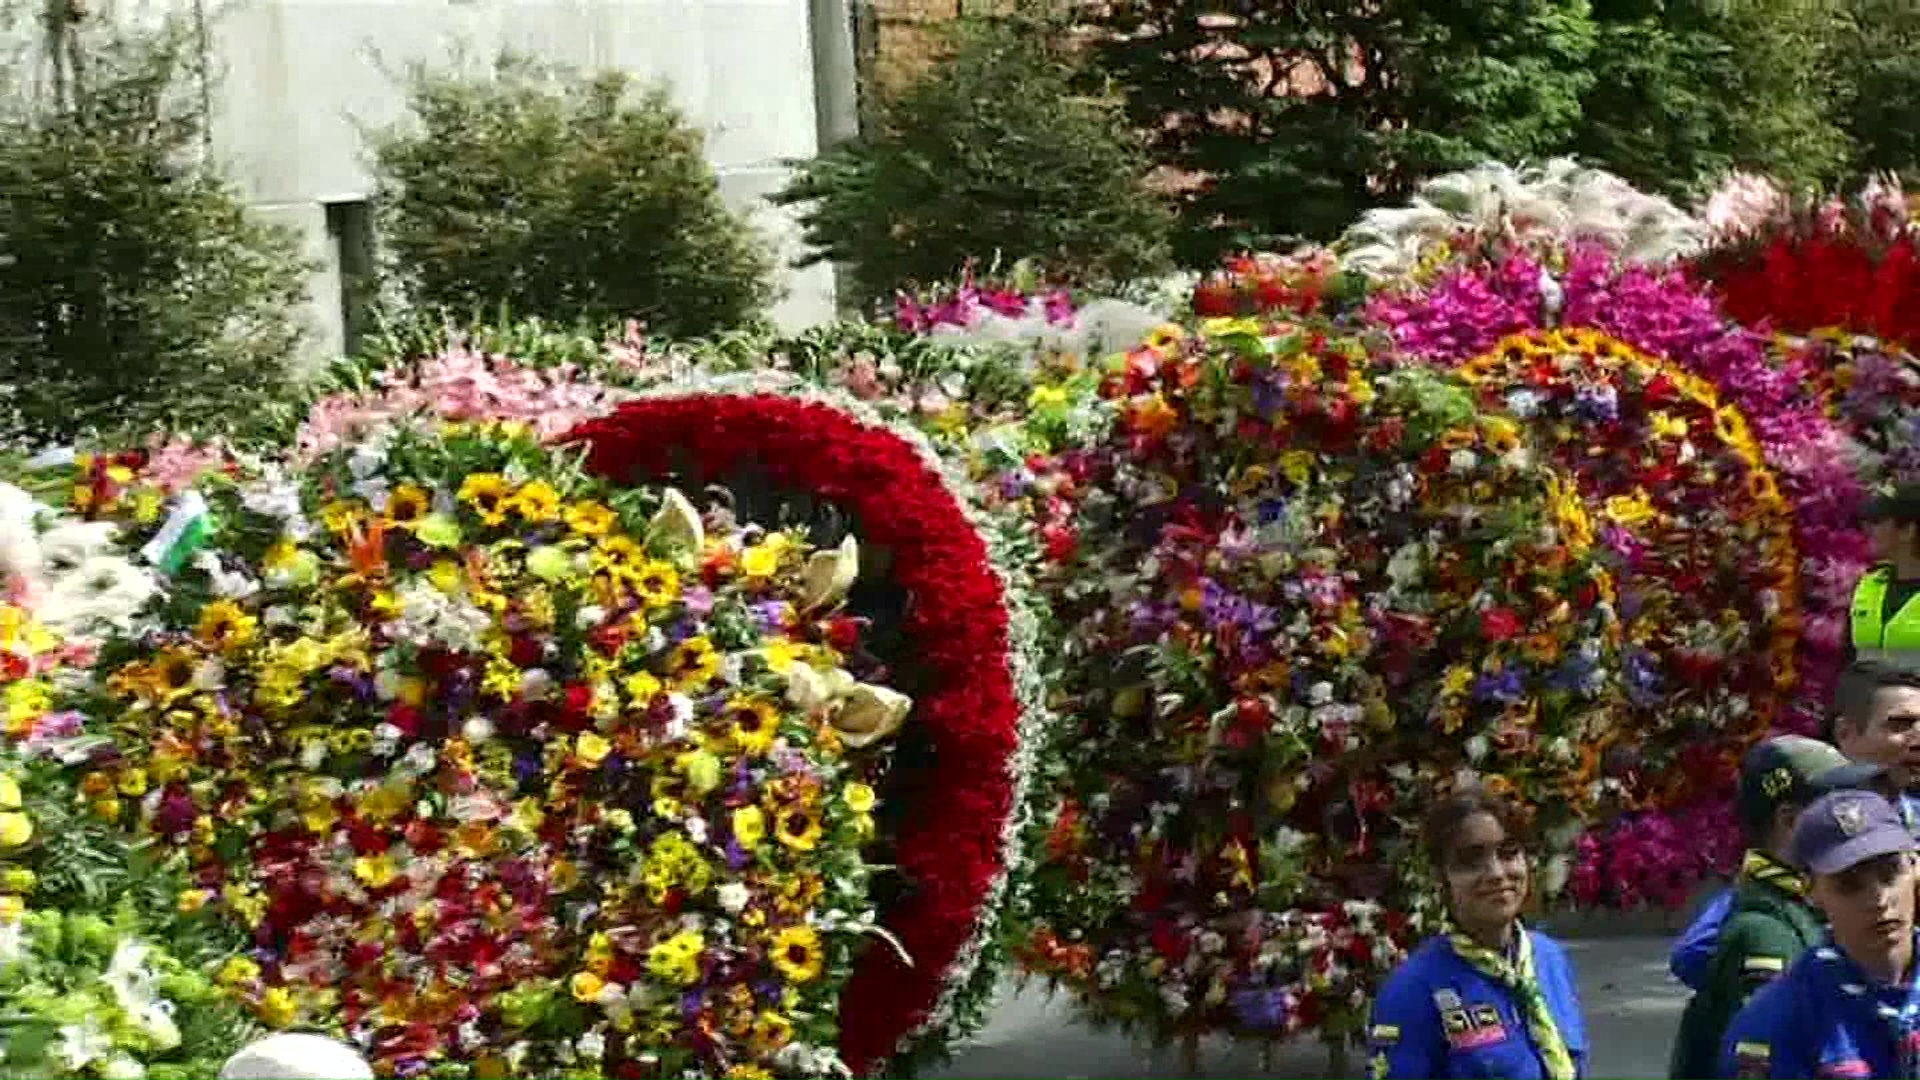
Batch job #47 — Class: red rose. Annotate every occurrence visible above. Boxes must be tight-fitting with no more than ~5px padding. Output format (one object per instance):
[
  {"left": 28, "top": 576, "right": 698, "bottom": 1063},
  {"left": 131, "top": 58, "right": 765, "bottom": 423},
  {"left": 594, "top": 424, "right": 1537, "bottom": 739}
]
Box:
[
  {"left": 387, "top": 704, "right": 423, "bottom": 737},
  {"left": 1480, "top": 607, "right": 1523, "bottom": 642},
  {"left": 564, "top": 683, "right": 594, "bottom": 719},
  {"left": 826, "top": 616, "right": 862, "bottom": 652},
  {"left": 507, "top": 636, "right": 543, "bottom": 668}
]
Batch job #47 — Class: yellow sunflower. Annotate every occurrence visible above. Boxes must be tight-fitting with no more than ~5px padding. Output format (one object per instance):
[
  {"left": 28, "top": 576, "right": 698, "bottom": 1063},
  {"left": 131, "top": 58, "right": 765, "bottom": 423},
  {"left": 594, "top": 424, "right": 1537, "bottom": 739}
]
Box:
[
  {"left": 769, "top": 925, "right": 823, "bottom": 983},
  {"left": 509, "top": 480, "right": 562, "bottom": 523},
  {"left": 666, "top": 636, "right": 720, "bottom": 688},
  {"left": 774, "top": 805, "right": 822, "bottom": 852},
  {"left": 725, "top": 696, "right": 781, "bottom": 756},
  {"left": 458, "top": 474, "right": 512, "bottom": 525},
  {"left": 385, "top": 484, "right": 432, "bottom": 527},
  {"left": 565, "top": 500, "right": 617, "bottom": 537},
  {"left": 633, "top": 560, "right": 681, "bottom": 610},
  {"left": 195, "top": 600, "right": 257, "bottom": 652}
]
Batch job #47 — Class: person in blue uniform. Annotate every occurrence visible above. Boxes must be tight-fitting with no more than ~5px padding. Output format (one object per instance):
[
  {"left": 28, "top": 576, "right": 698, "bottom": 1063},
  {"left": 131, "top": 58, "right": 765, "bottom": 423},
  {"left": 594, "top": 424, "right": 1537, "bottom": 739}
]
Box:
[
  {"left": 1366, "top": 789, "right": 1586, "bottom": 1080},
  {"left": 1717, "top": 789, "right": 1920, "bottom": 1078},
  {"left": 1672, "top": 663, "right": 1920, "bottom": 991}
]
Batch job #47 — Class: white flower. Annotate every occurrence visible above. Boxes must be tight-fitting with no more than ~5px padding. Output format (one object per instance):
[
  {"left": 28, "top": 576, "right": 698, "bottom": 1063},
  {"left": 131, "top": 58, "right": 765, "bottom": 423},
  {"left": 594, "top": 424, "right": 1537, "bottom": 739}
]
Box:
[
  {"left": 0, "top": 482, "right": 43, "bottom": 584},
  {"left": 1464, "top": 735, "right": 1490, "bottom": 763},
  {"left": 39, "top": 555, "right": 158, "bottom": 635},
  {"left": 38, "top": 520, "right": 120, "bottom": 576},
  {"left": 717, "top": 882, "right": 750, "bottom": 914},
  {"left": 800, "top": 535, "right": 860, "bottom": 610},
  {"left": 785, "top": 664, "right": 856, "bottom": 713},
  {"left": 576, "top": 604, "right": 606, "bottom": 629},
  {"left": 53, "top": 1019, "right": 111, "bottom": 1071},
  {"left": 218, "top": 1034, "right": 374, "bottom": 1080},
  {"left": 832, "top": 683, "right": 912, "bottom": 749},
  {"left": 462, "top": 717, "right": 495, "bottom": 743},
  {"left": 1448, "top": 448, "right": 1478, "bottom": 473},
  {"left": 0, "top": 919, "right": 22, "bottom": 963},
  {"left": 577, "top": 1033, "right": 606, "bottom": 1060},
  {"left": 647, "top": 488, "right": 705, "bottom": 552},
  {"left": 102, "top": 1057, "right": 146, "bottom": 1080},
  {"left": 193, "top": 550, "right": 259, "bottom": 600}
]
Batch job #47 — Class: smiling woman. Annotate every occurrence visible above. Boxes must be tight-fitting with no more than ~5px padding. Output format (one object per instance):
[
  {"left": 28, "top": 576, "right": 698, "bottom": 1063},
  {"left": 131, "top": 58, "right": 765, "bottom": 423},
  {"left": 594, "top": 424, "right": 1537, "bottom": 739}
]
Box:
[{"left": 1365, "top": 790, "right": 1590, "bottom": 1080}]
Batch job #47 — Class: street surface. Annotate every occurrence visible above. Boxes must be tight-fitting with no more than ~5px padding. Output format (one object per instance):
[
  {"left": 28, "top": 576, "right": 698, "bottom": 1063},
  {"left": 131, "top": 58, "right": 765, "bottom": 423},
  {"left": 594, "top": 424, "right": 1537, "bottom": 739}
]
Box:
[{"left": 933, "top": 935, "right": 1685, "bottom": 1079}]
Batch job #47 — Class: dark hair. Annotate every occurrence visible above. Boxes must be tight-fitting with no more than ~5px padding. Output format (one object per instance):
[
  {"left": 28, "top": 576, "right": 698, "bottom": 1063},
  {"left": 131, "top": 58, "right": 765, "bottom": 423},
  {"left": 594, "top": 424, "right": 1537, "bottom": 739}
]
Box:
[
  {"left": 1423, "top": 787, "right": 1531, "bottom": 873},
  {"left": 1832, "top": 661, "right": 1920, "bottom": 739}
]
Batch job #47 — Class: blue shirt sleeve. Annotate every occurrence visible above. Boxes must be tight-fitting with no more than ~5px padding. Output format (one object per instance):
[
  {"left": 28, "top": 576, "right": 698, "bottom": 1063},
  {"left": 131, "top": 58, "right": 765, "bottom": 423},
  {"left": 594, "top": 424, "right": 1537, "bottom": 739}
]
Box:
[
  {"left": 1367, "top": 961, "right": 1450, "bottom": 1080},
  {"left": 1717, "top": 978, "right": 1812, "bottom": 1078},
  {"left": 1672, "top": 888, "right": 1736, "bottom": 991}
]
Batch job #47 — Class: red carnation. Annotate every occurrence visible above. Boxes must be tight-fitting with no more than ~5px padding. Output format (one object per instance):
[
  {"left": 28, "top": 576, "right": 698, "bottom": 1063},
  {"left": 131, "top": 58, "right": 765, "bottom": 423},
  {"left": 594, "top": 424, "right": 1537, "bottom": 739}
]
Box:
[
  {"left": 507, "top": 636, "right": 543, "bottom": 668},
  {"left": 387, "top": 704, "right": 423, "bottom": 737},
  {"left": 1480, "top": 607, "right": 1523, "bottom": 642}
]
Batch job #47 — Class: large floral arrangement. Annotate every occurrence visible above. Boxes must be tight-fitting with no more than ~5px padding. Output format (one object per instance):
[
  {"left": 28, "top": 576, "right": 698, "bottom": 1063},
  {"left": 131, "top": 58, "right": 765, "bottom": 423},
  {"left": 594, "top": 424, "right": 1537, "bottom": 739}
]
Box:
[
  {"left": 1014, "top": 317, "right": 1622, "bottom": 1045},
  {"left": 1455, "top": 329, "right": 1797, "bottom": 905},
  {"left": 49, "top": 421, "right": 911, "bottom": 1079},
  {"left": 570, "top": 384, "right": 1053, "bottom": 1075},
  {"left": 1370, "top": 246, "right": 1869, "bottom": 905}
]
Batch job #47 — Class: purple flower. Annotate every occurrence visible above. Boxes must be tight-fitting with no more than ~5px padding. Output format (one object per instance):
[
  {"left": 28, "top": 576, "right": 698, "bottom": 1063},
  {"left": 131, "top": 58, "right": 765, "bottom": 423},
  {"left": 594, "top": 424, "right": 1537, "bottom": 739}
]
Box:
[
  {"left": 1472, "top": 668, "right": 1525, "bottom": 705},
  {"left": 681, "top": 586, "right": 715, "bottom": 618}
]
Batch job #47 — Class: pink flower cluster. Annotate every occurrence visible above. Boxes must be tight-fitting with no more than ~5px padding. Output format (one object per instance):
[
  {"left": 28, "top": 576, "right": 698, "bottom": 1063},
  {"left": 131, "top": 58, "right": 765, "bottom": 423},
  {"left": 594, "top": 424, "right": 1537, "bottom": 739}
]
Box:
[
  {"left": 892, "top": 276, "right": 1077, "bottom": 334},
  {"left": 296, "top": 341, "right": 639, "bottom": 459},
  {"left": 1567, "top": 798, "right": 1742, "bottom": 909}
]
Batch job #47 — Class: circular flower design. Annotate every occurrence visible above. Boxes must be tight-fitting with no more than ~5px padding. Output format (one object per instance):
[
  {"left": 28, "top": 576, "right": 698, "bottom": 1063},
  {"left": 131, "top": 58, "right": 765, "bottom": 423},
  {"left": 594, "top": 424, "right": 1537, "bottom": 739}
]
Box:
[
  {"left": 1015, "top": 317, "right": 1620, "bottom": 1042},
  {"left": 62, "top": 422, "right": 899, "bottom": 1078},
  {"left": 568, "top": 388, "right": 1047, "bottom": 1075}
]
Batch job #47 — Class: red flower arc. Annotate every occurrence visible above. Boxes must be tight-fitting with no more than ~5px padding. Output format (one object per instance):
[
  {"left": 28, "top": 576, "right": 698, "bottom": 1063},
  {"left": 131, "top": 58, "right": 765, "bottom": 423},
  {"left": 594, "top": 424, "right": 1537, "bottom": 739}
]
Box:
[{"left": 568, "top": 394, "right": 1021, "bottom": 1074}]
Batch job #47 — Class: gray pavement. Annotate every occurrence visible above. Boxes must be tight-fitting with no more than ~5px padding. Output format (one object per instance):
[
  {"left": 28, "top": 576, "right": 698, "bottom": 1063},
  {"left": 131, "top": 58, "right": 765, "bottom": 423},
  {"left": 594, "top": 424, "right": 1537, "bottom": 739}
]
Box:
[{"left": 932, "top": 936, "right": 1685, "bottom": 1078}]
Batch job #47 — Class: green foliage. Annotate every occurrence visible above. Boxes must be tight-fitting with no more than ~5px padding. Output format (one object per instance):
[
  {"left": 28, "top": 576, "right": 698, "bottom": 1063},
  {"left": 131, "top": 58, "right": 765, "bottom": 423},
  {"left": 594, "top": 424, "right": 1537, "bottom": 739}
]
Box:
[
  {"left": 0, "top": 16, "right": 310, "bottom": 446},
  {"left": 1080, "top": 1, "right": 1598, "bottom": 263},
  {"left": 1837, "top": 0, "right": 1920, "bottom": 180},
  {"left": 370, "top": 54, "right": 776, "bottom": 340},
  {"left": 774, "top": 18, "right": 1174, "bottom": 307},
  {"left": 1572, "top": 0, "right": 1854, "bottom": 197}
]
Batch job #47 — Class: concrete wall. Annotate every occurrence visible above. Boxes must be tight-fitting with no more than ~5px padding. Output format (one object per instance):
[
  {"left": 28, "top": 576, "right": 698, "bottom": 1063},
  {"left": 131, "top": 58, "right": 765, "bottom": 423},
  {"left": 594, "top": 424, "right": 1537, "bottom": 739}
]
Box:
[{"left": 85, "top": 0, "right": 842, "bottom": 367}]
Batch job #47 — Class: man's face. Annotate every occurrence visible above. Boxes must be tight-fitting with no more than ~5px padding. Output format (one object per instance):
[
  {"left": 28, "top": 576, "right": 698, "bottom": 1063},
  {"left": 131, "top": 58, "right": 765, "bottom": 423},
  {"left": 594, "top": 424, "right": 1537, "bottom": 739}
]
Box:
[
  {"left": 1812, "top": 852, "right": 1917, "bottom": 961},
  {"left": 1838, "top": 685, "right": 1920, "bottom": 786}
]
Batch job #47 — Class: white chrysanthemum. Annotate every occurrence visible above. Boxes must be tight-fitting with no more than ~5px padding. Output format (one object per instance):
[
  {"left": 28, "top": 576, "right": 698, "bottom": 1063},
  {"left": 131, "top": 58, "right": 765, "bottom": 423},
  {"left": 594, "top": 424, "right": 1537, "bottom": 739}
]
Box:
[
  {"left": 38, "top": 555, "right": 158, "bottom": 635},
  {"left": 1342, "top": 157, "right": 1704, "bottom": 279},
  {"left": 219, "top": 1034, "right": 374, "bottom": 1080}
]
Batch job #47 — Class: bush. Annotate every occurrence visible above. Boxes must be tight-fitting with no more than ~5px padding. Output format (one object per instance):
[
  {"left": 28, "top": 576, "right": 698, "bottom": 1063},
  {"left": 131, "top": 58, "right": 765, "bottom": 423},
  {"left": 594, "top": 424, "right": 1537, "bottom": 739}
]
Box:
[
  {"left": 775, "top": 18, "right": 1174, "bottom": 308},
  {"left": 0, "top": 16, "right": 311, "bottom": 445},
  {"left": 370, "top": 54, "right": 776, "bottom": 340}
]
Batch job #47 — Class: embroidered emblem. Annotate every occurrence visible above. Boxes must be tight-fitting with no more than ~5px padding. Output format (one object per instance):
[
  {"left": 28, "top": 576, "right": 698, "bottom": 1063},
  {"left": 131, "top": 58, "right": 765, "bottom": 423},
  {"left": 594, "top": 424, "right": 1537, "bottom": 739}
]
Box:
[
  {"left": 1835, "top": 798, "right": 1869, "bottom": 837},
  {"left": 1446, "top": 1021, "right": 1508, "bottom": 1051},
  {"left": 1469, "top": 1004, "right": 1502, "bottom": 1028},
  {"left": 1762, "top": 766, "right": 1792, "bottom": 797},
  {"left": 1441, "top": 1008, "right": 1471, "bottom": 1034},
  {"left": 1817, "top": 1058, "right": 1872, "bottom": 1078},
  {"left": 1734, "top": 1041, "right": 1772, "bottom": 1080},
  {"left": 1433, "top": 989, "right": 1463, "bottom": 1011},
  {"left": 1743, "top": 955, "right": 1786, "bottom": 973},
  {"left": 1369, "top": 1024, "right": 1400, "bottom": 1046}
]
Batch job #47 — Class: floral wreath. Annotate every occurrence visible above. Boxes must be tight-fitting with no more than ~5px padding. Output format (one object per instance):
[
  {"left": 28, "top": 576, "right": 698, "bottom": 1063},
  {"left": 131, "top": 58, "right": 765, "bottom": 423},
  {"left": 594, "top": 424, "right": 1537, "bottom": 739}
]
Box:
[
  {"left": 566, "top": 379, "right": 1051, "bottom": 1076},
  {"left": 1371, "top": 245, "right": 1868, "bottom": 740},
  {"left": 1009, "top": 317, "right": 1622, "bottom": 1043}
]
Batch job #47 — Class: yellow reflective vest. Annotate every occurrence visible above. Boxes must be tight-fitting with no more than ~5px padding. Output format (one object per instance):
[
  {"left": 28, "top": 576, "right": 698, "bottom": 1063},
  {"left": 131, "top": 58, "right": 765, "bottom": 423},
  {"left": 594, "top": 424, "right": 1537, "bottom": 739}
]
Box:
[{"left": 1851, "top": 566, "right": 1920, "bottom": 664}]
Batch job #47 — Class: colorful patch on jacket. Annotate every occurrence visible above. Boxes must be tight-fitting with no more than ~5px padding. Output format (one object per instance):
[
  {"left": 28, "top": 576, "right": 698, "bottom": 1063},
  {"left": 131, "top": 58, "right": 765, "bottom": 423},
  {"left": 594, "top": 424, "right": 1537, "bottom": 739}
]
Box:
[
  {"left": 1815, "top": 1058, "right": 1871, "bottom": 1078},
  {"left": 1733, "top": 1040, "right": 1772, "bottom": 1080}
]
